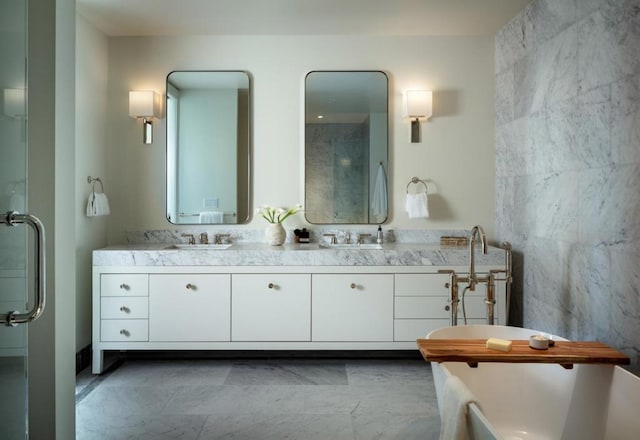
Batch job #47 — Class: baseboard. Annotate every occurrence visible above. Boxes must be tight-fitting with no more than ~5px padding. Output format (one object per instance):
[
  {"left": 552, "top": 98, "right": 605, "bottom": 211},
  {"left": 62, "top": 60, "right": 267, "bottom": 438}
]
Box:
[{"left": 76, "top": 345, "right": 91, "bottom": 374}]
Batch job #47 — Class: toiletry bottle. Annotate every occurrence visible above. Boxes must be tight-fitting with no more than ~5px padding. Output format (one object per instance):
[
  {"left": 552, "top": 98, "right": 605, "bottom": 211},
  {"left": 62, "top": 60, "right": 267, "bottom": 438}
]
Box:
[{"left": 376, "top": 225, "right": 383, "bottom": 244}]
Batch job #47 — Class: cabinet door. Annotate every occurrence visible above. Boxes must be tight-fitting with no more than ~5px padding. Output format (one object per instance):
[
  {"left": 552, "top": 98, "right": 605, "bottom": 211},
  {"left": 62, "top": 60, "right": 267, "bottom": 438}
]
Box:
[
  {"left": 312, "top": 274, "right": 393, "bottom": 341},
  {"left": 232, "top": 274, "right": 311, "bottom": 341},
  {"left": 149, "top": 274, "right": 230, "bottom": 342}
]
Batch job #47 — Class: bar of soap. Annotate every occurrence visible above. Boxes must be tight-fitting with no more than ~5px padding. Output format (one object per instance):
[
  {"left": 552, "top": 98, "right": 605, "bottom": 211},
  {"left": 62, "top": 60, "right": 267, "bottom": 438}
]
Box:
[{"left": 486, "top": 337, "right": 512, "bottom": 352}]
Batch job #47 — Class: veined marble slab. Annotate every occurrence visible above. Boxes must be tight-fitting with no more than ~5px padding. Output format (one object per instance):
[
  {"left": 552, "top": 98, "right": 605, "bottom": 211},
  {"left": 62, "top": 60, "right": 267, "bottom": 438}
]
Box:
[{"left": 92, "top": 243, "right": 506, "bottom": 267}]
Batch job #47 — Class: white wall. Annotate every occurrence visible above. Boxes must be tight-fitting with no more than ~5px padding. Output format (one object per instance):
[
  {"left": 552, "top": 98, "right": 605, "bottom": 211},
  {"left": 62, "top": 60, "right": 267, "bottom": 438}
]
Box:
[
  {"left": 76, "top": 15, "right": 109, "bottom": 351},
  {"left": 106, "top": 35, "right": 496, "bottom": 243}
]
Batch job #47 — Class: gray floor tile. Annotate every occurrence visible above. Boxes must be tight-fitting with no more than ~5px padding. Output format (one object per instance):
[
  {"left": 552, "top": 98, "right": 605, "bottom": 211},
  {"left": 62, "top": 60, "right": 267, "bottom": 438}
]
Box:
[
  {"left": 352, "top": 412, "right": 440, "bottom": 440},
  {"left": 76, "top": 358, "right": 441, "bottom": 439},
  {"left": 197, "top": 413, "right": 355, "bottom": 440},
  {"left": 224, "top": 359, "right": 348, "bottom": 385},
  {"left": 76, "top": 412, "right": 207, "bottom": 440},
  {"left": 103, "top": 359, "right": 233, "bottom": 387},
  {"left": 346, "top": 359, "right": 434, "bottom": 385}
]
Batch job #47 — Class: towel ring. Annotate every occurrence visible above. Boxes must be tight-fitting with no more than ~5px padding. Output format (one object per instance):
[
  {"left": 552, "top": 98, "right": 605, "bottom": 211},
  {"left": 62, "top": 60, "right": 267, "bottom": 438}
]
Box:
[
  {"left": 87, "top": 176, "right": 104, "bottom": 193},
  {"left": 406, "top": 177, "right": 428, "bottom": 193}
]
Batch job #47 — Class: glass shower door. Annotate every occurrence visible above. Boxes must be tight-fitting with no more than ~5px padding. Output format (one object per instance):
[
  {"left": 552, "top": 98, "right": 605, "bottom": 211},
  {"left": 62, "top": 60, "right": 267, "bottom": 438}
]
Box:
[{"left": 0, "top": 0, "right": 30, "bottom": 438}]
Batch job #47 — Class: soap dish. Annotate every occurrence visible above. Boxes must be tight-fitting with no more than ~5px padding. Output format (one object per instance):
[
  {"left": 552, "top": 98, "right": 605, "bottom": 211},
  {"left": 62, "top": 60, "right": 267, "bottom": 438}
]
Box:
[{"left": 529, "top": 335, "right": 550, "bottom": 350}]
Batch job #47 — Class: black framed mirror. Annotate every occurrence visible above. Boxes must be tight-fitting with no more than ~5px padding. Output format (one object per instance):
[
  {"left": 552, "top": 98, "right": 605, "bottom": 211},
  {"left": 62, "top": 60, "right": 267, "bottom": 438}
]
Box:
[
  {"left": 304, "top": 71, "right": 388, "bottom": 224},
  {"left": 166, "top": 71, "right": 251, "bottom": 224}
]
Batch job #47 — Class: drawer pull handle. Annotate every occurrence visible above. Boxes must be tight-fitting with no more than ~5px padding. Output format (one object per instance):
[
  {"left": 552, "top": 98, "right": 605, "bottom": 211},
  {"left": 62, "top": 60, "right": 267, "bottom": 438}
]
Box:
[
  {"left": 444, "top": 305, "right": 450, "bottom": 311},
  {"left": 119, "top": 284, "right": 129, "bottom": 290},
  {"left": 268, "top": 283, "right": 276, "bottom": 289},
  {"left": 119, "top": 306, "right": 130, "bottom": 313},
  {"left": 119, "top": 329, "right": 130, "bottom": 336},
  {"left": 186, "top": 283, "right": 195, "bottom": 290},
  {"left": 350, "top": 283, "right": 357, "bottom": 289}
]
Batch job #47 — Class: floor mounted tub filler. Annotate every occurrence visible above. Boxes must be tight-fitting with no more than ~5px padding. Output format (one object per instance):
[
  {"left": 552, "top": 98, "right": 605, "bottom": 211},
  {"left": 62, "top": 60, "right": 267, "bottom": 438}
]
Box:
[{"left": 424, "top": 325, "right": 639, "bottom": 440}]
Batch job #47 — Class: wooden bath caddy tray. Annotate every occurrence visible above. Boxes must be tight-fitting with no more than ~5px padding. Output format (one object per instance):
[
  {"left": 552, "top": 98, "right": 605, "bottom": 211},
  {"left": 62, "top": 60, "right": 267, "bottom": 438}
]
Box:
[{"left": 417, "top": 339, "right": 630, "bottom": 369}]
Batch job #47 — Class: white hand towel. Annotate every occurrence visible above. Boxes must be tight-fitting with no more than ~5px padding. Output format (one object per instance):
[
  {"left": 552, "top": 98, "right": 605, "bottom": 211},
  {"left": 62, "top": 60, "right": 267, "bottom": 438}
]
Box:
[
  {"left": 200, "top": 211, "right": 223, "bottom": 223},
  {"left": 371, "top": 163, "right": 388, "bottom": 217},
  {"left": 405, "top": 192, "right": 429, "bottom": 219},
  {"left": 86, "top": 192, "right": 110, "bottom": 217},
  {"left": 439, "top": 374, "right": 481, "bottom": 440}
]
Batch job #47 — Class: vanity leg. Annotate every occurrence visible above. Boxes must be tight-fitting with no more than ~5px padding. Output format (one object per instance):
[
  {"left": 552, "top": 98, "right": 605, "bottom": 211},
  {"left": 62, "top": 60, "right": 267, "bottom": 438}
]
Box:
[{"left": 92, "top": 348, "right": 103, "bottom": 374}]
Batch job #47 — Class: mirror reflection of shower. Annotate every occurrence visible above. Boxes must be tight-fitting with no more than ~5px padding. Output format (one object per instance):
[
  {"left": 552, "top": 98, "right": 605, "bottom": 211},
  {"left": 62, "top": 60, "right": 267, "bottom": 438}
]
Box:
[{"left": 304, "top": 71, "right": 388, "bottom": 225}]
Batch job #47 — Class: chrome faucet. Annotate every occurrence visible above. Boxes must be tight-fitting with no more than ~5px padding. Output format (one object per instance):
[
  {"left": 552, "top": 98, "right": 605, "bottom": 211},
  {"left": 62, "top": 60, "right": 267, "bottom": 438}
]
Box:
[
  {"left": 181, "top": 233, "right": 196, "bottom": 245},
  {"left": 468, "top": 225, "right": 487, "bottom": 291},
  {"left": 323, "top": 233, "right": 337, "bottom": 245},
  {"left": 214, "top": 234, "right": 230, "bottom": 244}
]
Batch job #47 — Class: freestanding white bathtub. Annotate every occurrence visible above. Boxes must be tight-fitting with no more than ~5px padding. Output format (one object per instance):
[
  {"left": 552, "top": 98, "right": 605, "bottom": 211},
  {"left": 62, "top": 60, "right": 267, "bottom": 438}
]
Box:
[{"left": 427, "top": 325, "right": 640, "bottom": 440}]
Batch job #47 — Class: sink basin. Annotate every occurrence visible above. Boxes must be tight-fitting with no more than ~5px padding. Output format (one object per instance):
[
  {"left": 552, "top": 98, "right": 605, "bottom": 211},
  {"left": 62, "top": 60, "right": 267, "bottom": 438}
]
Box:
[
  {"left": 319, "top": 243, "right": 383, "bottom": 250},
  {"left": 167, "top": 244, "right": 232, "bottom": 250}
]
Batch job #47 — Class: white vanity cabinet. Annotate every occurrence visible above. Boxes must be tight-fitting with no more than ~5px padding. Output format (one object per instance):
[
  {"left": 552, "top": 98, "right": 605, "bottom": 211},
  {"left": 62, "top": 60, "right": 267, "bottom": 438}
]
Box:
[
  {"left": 311, "top": 274, "right": 394, "bottom": 341},
  {"left": 92, "top": 259, "right": 507, "bottom": 374},
  {"left": 149, "top": 274, "right": 231, "bottom": 342},
  {"left": 231, "top": 274, "right": 311, "bottom": 341}
]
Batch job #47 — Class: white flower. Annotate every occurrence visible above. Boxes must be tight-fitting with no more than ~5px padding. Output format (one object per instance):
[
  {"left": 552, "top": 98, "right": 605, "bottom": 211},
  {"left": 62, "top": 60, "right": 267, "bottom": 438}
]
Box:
[{"left": 256, "top": 204, "right": 303, "bottom": 224}]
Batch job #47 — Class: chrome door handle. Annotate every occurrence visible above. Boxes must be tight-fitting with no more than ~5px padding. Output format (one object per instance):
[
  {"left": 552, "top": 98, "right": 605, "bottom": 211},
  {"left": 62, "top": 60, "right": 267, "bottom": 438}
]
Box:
[{"left": 1, "top": 211, "right": 46, "bottom": 326}]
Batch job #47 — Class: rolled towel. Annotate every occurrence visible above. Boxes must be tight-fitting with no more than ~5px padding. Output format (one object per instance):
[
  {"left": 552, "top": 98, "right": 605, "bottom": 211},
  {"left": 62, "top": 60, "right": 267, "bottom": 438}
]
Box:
[
  {"left": 86, "top": 192, "right": 110, "bottom": 217},
  {"left": 405, "top": 192, "right": 429, "bottom": 219},
  {"left": 200, "top": 211, "right": 223, "bottom": 223}
]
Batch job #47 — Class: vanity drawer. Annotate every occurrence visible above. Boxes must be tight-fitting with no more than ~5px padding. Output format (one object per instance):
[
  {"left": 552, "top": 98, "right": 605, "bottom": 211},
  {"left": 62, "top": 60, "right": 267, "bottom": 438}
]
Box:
[
  {"left": 394, "top": 319, "right": 450, "bottom": 341},
  {"left": 101, "top": 274, "right": 149, "bottom": 297},
  {"left": 100, "top": 319, "right": 148, "bottom": 342},
  {"left": 395, "top": 297, "right": 449, "bottom": 319},
  {"left": 101, "top": 297, "right": 149, "bottom": 319},
  {"left": 395, "top": 274, "right": 450, "bottom": 296}
]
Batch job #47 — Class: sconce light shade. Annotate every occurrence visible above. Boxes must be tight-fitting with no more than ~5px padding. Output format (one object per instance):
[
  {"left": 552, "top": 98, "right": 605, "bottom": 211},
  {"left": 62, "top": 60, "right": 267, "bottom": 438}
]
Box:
[
  {"left": 404, "top": 90, "right": 433, "bottom": 143},
  {"left": 404, "top": 90, "right": 432, "bottom": 119},
  {"left": 3, "top": 88, "right": 26, "bottom": 118},
  {"left": 129, "top": 90, "right": 161, "bottom": 144}
]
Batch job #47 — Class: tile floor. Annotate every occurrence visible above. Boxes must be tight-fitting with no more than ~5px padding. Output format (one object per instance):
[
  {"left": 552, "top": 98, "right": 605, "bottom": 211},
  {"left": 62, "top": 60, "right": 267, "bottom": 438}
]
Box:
[{"left": 76, "top": 357, "right": 441, "bottom": 439}]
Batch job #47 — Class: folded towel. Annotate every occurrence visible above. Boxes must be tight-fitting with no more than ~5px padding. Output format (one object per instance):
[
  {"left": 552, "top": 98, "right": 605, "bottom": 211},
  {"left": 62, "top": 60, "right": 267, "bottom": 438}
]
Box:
[
  {"left": 405, "top": 192, "right": 429, "bottom": 219},
  {"left": 200, "top": 211, "right": 223, "bottom": 223},
  {"left": 371, "top": 163, "right": 388, "bottom": 218},
  {"left": 86, "top": 192, "right": 110, "bottom": 217},
  {"left": 439, "top": 375, "right": 481, "bottom": 440}
]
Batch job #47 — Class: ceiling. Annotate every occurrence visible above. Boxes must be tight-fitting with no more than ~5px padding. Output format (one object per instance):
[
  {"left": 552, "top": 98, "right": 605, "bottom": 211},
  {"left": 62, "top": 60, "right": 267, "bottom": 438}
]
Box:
[{"left": 77, "top": 0, "right": 532, "bottom": 37}]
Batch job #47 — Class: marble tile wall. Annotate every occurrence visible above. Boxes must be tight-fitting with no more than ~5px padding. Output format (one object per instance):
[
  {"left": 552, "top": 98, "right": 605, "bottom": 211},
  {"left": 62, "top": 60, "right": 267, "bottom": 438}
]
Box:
[
  {"left": 495, "top": 0, "right": 640, "bottom": 370},
  {"left": 305, "top": 123, "right": 368, "bottom": 224}
]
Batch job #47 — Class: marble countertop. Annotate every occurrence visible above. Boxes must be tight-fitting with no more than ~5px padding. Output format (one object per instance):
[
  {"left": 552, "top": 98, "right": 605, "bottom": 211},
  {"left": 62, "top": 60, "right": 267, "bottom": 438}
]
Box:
[{"left": 93, "top": 243, "right": 507, "bottom": 267}]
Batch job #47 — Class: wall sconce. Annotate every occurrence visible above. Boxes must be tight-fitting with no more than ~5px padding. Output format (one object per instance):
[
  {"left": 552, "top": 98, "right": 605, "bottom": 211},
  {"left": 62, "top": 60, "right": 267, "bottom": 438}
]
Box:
[
  {"left": 403, "top": 90, "right": 433, "bottom": 143},
  {"left": 129, "top": 90, "right": 161, "bottom": 144},
  {"left": 3, "top": 88, "right": 26, "bottom": 118}
]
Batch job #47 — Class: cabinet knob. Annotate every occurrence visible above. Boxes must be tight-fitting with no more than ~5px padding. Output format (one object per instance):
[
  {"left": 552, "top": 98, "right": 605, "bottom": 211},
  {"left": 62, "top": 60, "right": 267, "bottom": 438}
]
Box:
[
  {"left": 119, "top": 306, "right": 130, "bottom": 313},
  {"left": 119, "top": 329, "right": 130, "bottom": 336},
  {"left": 444, "top": 305, "right": 450, "bottom": 311},
  {"left": 186, "top": 283, "right": 195, "bottom": 290},
  {"left": 444, "top": 283, "right": 450, "bottom": 288},
  {"left": 268, "top": 283, "right": 276, "bottom": 289},
  {"left": 119, "top": 283, "right": 129, "bottom": 290},
  {"left": 350, "top": 283, "right": 357, "bottom": 289}
]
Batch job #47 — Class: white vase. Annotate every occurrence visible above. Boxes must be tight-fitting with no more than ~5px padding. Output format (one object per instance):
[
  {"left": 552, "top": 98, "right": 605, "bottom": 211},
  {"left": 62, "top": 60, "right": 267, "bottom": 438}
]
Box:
[{"left": 265, "top": 223, "right": 286, "bottom": 246}]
